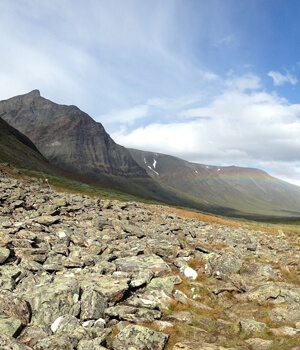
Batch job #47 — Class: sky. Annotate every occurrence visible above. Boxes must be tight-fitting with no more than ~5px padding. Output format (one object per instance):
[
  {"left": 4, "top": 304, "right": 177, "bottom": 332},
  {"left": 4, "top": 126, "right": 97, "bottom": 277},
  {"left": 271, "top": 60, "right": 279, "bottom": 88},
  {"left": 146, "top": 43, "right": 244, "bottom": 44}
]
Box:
[{"left": 1, "top": 0, "right": 300, "bottom": 185}]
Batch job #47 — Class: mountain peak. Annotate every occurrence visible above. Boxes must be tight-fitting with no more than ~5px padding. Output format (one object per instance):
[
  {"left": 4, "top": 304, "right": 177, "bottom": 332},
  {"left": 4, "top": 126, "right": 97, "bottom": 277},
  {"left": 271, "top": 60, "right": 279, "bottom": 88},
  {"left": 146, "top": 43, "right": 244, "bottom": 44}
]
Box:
[{"left": 28, "top": 89, "right": 41, "bottom": 98}]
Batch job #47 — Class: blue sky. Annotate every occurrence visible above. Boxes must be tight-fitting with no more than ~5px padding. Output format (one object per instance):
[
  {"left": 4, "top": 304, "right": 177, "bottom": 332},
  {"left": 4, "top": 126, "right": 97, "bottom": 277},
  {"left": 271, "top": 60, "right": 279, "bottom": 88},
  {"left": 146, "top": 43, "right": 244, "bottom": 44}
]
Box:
[{"left": 1, "top": 1, "right": 300, "bottom": 185}]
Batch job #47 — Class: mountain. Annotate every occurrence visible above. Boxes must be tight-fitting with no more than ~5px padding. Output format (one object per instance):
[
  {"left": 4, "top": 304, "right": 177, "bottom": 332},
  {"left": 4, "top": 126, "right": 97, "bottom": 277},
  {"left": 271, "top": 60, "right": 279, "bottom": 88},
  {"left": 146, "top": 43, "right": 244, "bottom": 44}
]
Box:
[
  {"left": 2, "top": 90, "right": 300, "bottom": 219},
  {"left": 0, "top": 115, "right": 50, "bottom": 170},
  {"left": 0, "top": 91, "right": 192, "bottom": 203},
  {"left": 0, "top": 90, "right": 148, "bottom": 180},
  {"left": 129, "top": 148, "right": 300, "bottom": 219},
  {"left": 0, "top": 90, "right": 161, "bottom": 197}
]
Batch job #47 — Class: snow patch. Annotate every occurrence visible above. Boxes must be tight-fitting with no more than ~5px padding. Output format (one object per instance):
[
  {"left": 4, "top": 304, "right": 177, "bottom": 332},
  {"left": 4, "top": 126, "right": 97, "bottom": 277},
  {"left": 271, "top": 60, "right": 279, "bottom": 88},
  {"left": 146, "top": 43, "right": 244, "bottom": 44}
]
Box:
[
  {"left": 143, "top": 157, "right": 147, "bottom": 164},
  {"left": 147, "top": 165, "right": 159, "bottom": 176},
  {"left": 206, "top": 166, "right": 209, "bottom": 169},
  {"left": 153, "top": 159, "right": 157, "bottom": 168},
  {"left": 195, "top": 170, "right": 198, "bottom": 174},
  {"left": 50, "top": 141, "right": 61, "bottom": 147},
  {"left": 217, "top": 168, "right": 221, "bottom": 172}
]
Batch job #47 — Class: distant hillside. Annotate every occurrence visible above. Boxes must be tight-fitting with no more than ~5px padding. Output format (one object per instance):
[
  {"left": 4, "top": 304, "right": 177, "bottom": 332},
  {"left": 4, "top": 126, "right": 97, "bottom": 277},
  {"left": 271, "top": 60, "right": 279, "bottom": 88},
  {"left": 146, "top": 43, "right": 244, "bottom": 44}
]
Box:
[{"left": 129, "top": 148, "right": 300, "bottom": 219}]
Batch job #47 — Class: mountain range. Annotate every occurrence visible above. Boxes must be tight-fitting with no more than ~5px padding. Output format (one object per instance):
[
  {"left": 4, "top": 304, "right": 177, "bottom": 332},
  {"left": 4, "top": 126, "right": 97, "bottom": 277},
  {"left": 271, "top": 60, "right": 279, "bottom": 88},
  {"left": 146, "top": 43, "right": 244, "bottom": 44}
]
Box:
[{"left": 1, "top": 90, "right": 300, "bottom": 220}]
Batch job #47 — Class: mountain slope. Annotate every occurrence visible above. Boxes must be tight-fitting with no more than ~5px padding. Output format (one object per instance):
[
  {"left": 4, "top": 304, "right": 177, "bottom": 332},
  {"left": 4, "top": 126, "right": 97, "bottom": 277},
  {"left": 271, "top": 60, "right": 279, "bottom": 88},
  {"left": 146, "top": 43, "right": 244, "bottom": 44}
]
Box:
[
  {"left": 129, "top": 148, "right": 300, "bottom": 218},
  {"left": 0, "top": 91, "right": 196, "bottom": 203},
  {"left": 0, "top": 116, "right": 50, "bottom": 171},
  {"left": 0, "top": 90, "right": 147, "bottom": 180}
]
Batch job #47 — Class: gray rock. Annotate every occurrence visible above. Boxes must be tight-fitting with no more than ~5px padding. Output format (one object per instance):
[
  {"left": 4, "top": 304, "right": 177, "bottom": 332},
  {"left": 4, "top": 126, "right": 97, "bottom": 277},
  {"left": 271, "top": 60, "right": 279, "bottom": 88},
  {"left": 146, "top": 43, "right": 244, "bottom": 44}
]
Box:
[
  {"left": 78, "top": 338, "right": 108, "bottom": 350},
  {"left": 239, "top": 318, "right": 267, "bottom": 334},
  {"left": 17, "top": 326, "right": 49, "bottom": 348},
  {"left": 78, "top": 273, "right": 129, "bottom": 305},
  {"left": 0, "top": 315, "right": 23, "bottom": 337},
  {"left": 147, "top": 275, "right": 178, "bottom": 294},
  {"left": 80, "top": 288, "right": 108, "bottom": 321},
  {"left": 166, "top": 311, "right": 194, "bottom": 325},
  {"left": 115, "top": 254, "right": 171, "bottom": 277},
  {"left": 33, "top": 215, "right": 60, "bottom": 226},
  {"left": 0, "top": 265, "right": 22, "bottom": 290},
  {"left": 0, "top": 333, "right": 31, "bottom": 350},
  {"left": 33, "top": 335, "right": 77, "bottom": 350},
  {"left": 245, "top": 337, "right": 273, "bottom": 350},
  {"left": 0, "top": 290, "right": 31, "bottom": 325},
  {"left": 105, "top": 305, "right": 161, "bottom": 322},
  {"left": 21, "top": 276, "right": 80, "bottom": 330},
  {"left": 0, "top": 247, "right": 10, "bottom": 263},
  {"left": 111, "top": 324, "right": 168, "bottom": 350}
]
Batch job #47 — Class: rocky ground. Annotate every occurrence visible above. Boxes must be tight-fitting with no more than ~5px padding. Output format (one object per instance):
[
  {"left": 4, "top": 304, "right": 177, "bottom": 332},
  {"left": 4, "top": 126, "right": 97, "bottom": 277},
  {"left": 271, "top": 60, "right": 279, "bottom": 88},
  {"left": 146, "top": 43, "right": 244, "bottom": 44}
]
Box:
[{"left": 1, "top": 169, "right": 300, "bottom": 350}]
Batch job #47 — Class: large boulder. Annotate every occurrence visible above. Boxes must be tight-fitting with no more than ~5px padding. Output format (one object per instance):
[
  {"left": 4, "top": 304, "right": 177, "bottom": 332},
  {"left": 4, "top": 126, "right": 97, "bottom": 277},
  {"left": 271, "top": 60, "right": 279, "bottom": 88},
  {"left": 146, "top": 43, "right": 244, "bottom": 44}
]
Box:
[{"left": 111, "top": 324, "right": 168, "bottom": 350}]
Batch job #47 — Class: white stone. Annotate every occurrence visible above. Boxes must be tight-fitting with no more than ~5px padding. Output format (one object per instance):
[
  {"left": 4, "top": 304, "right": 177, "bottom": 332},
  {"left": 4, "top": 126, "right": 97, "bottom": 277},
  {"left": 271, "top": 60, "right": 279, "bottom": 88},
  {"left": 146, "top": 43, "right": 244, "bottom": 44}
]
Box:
[
  {"left": 73, "top": 293, "right": 79, "bottom": 303},
  {"left": 82, "top": 320, "right": 94, "bottom": 327},
  {"left": 182, "top": 266, "right": 198, "bottom": 280},
  {"left": 58, "top": 231, "right": 67, "bottom": 238},
  {"left": 51, "top": 316, "right": 64, "bottom": 333},
  {"left": 94, "top": 318, "right": 106, "bottom": 328}
]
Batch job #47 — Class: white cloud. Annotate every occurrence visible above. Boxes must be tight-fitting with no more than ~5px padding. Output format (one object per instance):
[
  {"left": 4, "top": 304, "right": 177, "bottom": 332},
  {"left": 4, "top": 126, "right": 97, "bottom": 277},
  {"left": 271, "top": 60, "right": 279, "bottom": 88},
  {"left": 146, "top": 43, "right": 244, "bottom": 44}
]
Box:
[
  {"left": 98, "top": 105, "right": 149, "bottom": 125},
  {"left": 268, "top": 70, "right": 298, "bottom": 86},
  {"left": 111, "top": 73, "right": 300, "bottom": 184},
  {"left": 212, "top": 34, "right": 238, "bottom": 48}
]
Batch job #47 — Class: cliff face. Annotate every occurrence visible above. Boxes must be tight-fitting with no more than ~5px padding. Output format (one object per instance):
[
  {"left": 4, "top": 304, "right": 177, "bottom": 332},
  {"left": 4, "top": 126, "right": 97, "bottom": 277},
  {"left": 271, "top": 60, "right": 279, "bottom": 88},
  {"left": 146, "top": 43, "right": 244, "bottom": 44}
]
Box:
[{"left": 0, "top": 90, "right": 148, "bottom": 179}]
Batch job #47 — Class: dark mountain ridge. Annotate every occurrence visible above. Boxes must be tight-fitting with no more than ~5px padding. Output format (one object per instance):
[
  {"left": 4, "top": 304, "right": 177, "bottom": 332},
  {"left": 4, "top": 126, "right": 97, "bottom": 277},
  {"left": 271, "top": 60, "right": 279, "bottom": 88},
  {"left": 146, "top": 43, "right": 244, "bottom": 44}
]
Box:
[
  {"left": 0, "top": 90, "right": 147, "bottom": 179},
  {"left": 129, "top": 148, "right": 300, "bottom": 218}
]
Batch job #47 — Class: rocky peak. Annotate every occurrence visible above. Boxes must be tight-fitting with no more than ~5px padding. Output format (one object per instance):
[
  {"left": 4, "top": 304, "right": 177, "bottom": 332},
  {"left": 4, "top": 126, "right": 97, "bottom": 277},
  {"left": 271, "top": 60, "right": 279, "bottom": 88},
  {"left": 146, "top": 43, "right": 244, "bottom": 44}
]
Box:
[
  {"left": 27, "top": 89, "right": 40, "bottom": 98},
  {"left": 0, "top": 91, "right": 149, "bottom": 182}
]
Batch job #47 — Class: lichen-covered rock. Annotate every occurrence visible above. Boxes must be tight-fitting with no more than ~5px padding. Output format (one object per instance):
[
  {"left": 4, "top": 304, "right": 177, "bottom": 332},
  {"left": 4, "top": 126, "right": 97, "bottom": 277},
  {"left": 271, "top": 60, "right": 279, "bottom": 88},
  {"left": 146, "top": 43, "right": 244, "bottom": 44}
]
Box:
[
  {"left": 78, "top": 337, "right": 108, "bottom": 350},
  {"left": 33, "top": 334, "right": 77, "bottom": 350},
  {"left": 205, "top": 252, "right": 242, "bottom": 277},
  {"left": 0, "top": 315, "right": 23, "bottom": 337},
  {"left": 80, "top": 288, "right": 108, "bottom": 321},
  {"left": 0, "top": 333, "right": 31, "bottom": 350},
  {"left": 111, "top": 324, "right": 168, "bottom": 350},
  {"left": 246, "top": 282, "right": 281, "bottom": 304},
  {"left": 0, "top": 265, "right": 22, "bottom": 290},
  {"left": 21, "top": 276, "right": 80, "bottom": 330},
  {"left": 115, "top": 254, "right": 171, "bottom": 277},
  {"left": 78, "top": 274, "right": 129, "bottom": 305},
  {"left": 239, "top": 318, "right": 267, "bottom": 334},
  {"left": 105, "top": 305, "right": 161, "bottom": 322},
  {"left": 166, "top": 311, "right": 194, "bottom": 325},
  {"left": 0, "top": 247, "right": 10, "bottom": 263},
  {"left": 0, "top": 289, "right": 31, "bottom": 325},
  {"left": 147, "top": 275, "right": 178, "bottom": 294},
  {"left": 245, "top": 337, "right": 273, "bottom": 350},
  {"left": 33, "top": 215, "right": 60, "bottom": 226},
  {"left": 17, "top": 326, "right": 49, "bottom": 348}
]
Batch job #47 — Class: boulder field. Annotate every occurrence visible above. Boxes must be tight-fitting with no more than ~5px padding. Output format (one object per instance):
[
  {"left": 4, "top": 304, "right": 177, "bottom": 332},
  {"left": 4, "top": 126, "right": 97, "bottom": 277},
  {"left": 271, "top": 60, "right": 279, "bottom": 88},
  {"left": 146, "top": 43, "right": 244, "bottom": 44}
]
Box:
[{"left": 1, "top": 168, "right": 300, "bottom": 349}]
